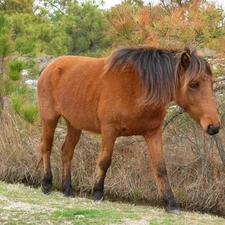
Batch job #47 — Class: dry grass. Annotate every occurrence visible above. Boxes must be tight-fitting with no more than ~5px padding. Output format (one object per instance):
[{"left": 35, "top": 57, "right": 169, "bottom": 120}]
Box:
[
  {"left": 1, "top": 181, "right": 225, "bottom": 225},
  {"left": 0, "top": 111, "right": 41, "bottom": 185},
  {"left": 0, "top": 104, "right": 225, "bottom": 217}
]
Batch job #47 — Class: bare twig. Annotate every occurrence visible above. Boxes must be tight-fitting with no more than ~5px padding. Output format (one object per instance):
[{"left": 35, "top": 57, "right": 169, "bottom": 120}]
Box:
[
  {"left": 163, "top": 105, "right": 225, "bottom": 166},
  {"left": 162, "top": 106, "right": 185, "bottom": 132},
  {"left": 213, "top": 134, "right": 225, "bottom": 166}
]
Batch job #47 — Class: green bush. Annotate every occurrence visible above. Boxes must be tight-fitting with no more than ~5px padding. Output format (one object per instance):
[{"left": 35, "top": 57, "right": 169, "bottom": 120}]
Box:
[
  {"left": 11, "top": 94, "right": 22, "bottom": 114},
  {"left": 21, "top": 103, "right": 39, "bottom": 124},
  {"left": 8, "top": 70, "right": 21, "bottom": 81},
  {"left": 7, "top": 60, "right": 25, "bottom": 81},
  {"left": 11, "top": 94, "right": 39, "bottom": 124}
]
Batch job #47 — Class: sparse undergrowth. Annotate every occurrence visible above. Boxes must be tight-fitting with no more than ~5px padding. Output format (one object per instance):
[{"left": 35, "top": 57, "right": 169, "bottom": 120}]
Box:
[
  {"left": 1, "top": 105, "right": 225, "bottom": 218},
  {"left": 0, "top": 181, "right": 224, "bottom": 225}
]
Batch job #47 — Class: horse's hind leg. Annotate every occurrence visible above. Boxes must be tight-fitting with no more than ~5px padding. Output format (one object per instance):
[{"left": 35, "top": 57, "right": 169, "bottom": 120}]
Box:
[
  {"left": 61, "top": 121, "right": 81, "bottom": 197},
  {"left": 40, "top": 116, "right": 59, "bottom": 194}
]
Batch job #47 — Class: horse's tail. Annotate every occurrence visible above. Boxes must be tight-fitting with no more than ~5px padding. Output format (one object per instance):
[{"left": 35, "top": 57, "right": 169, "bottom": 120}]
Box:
[
  {"left": 33, "top": 157, "right": 43, "bottom": 176},
  {"left": 38, "top": 67, "right": 46, "bottom": 77}
]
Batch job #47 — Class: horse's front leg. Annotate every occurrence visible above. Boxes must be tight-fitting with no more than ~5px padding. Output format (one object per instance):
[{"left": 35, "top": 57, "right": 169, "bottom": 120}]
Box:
[
  {"left": 143, "top": 129, "right": 181, "bottom": 215},
  {"left": 93, "top": 126, "right": 118, "bottom": 200}
]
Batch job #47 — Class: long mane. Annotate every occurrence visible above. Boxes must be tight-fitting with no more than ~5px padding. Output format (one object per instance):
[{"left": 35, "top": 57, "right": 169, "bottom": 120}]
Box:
[{"left": 105, "top": 46, "right": 212, "bottom": 106}]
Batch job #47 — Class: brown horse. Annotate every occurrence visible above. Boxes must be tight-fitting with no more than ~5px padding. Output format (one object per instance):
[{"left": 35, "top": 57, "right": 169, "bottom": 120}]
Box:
[{"left": 37, "top": 46, "right": 220, "bottom": 215}]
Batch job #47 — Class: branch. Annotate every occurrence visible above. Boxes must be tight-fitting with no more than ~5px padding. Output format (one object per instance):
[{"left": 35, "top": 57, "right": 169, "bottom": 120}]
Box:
[
  {"left": 213, "top": 134, "right": 225, "bottom": 166},
  {"left": 162, "top": 106, "right": 185, "bottom": 132},
  {"left": 163, "top": 105, "right": 225, "bottom": 166},
  {"left": 41, "top": 0, "right": 66, "bottom": 15}
]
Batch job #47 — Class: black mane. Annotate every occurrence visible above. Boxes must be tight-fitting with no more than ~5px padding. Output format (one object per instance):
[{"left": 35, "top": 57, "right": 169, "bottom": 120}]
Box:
[{"left": 105, "top": 46, "right": 212, "bottom": 106}]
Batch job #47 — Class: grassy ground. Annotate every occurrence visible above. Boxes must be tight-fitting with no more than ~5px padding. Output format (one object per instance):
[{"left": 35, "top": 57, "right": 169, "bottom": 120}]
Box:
[{"left": 0, "top": 181, "right": 224, "bottom": 225}]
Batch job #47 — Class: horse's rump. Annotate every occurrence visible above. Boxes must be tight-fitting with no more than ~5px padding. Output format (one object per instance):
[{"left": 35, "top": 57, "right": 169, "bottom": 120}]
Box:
[{"left": 38, "top": 56, "right": 106, "bottom": 132}]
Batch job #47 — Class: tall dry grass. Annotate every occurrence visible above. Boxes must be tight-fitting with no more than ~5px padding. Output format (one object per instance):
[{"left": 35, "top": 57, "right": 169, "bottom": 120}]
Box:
[
  {"left": 0, "top": 111, "right": 40, "bottom": 185},
  {"left": 0, "top": 103, "right": 225, "bottom": 216}
]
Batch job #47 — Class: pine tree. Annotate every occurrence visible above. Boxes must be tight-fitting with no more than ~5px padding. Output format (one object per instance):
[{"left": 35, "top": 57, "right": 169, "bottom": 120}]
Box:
[{"left": 0, "top": 12, "right": 38, "bottom": 123}]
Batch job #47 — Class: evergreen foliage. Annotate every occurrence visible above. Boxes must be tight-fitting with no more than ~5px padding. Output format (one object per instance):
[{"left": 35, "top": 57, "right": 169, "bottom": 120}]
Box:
[
  {"left": 7, "top": 60, "right": 25, "bottom": 81},
  {"left": 105, "top": 0, "right": 225, "bottom": 51},
  {"left": 0, "top": 11, "right": 37, "bottom": 122}
]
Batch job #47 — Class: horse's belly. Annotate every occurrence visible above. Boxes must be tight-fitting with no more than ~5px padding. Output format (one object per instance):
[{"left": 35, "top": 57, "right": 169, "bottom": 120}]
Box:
[{"left": 60, "top": 104, "right": 101, "bottom": 133}]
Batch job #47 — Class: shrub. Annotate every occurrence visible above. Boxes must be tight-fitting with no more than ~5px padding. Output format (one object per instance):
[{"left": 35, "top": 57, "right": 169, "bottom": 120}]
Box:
[
  {"left": 11, "top": 94, "right": 22, "bottom": 114},
  {"left": 21, "top": 103, "right": 39, "bottom": 123},
  {"left": 11, "top": 94, "right": 39, "bottom": 124}
]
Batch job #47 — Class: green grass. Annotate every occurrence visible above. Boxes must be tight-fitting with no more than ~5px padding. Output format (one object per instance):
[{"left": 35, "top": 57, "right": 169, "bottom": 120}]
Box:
[
  {"left": 54, "top": 208, "right": 133, "bottom": 224},
  {"left": 0, "top": 181, "right": 224, "bottom": 225}
]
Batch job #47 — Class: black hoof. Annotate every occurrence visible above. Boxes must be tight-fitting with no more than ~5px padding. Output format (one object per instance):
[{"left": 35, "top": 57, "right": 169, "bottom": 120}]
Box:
[
  {"left": 166, "top": 208, "right": 182, "bottom": 215},
  {"left": 41, "top": 184, "right": 52, "bottom": 195},
  {"left": 63, "top": 187, "right": 75, "bottom": 198},
  {"left": 163, "top": 197, "right": 181, "bottom": 215},
  {"left": 93, "top": 191, "right": 104, "bottom": 201}
]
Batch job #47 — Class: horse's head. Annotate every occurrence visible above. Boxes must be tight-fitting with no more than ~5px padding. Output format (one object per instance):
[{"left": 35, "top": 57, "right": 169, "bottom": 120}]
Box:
[{"left": 175, "top": 48, "right": 220, "bottom": 135}]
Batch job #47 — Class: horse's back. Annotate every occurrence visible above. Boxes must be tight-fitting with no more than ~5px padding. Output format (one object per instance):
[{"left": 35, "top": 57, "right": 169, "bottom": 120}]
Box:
[{"left": 37, "top": 56, "right": 106, "bottom": 132}]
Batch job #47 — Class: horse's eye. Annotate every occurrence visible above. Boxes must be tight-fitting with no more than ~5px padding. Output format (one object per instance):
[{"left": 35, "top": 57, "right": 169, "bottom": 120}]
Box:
[{"left": 189, "top": 82, "right": 198, "bottom": 89}]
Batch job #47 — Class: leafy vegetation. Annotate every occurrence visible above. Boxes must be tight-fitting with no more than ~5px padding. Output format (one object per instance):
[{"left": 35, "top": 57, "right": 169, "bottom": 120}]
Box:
[
  {"left": 104, "top": 0, "right": 225, "bottom": 50},
  {"left": 1, "top": 0, "right": 225, "bottom": 57}
]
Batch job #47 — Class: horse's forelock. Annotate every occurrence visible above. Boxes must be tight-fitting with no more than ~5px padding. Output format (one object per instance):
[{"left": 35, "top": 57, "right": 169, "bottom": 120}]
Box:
[{"left": 182, "top": 49, "right": 212, "bottom": 88}]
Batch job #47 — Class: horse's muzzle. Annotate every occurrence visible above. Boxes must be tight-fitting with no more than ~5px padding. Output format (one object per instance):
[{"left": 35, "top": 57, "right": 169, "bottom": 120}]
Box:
[{"left": 207, "top": 124, "right": 220, "bottom": 135}]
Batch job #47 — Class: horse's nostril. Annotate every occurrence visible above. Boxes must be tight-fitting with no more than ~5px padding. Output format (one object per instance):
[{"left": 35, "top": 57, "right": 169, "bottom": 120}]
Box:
[{"left": 207, "top": 124, "right": 220, "bottom": 135}]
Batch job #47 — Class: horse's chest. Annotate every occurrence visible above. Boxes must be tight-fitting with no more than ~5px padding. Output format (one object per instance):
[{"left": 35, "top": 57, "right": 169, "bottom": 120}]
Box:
[{"left": 113, "top": 109, "right": 166, "bottom": 136}]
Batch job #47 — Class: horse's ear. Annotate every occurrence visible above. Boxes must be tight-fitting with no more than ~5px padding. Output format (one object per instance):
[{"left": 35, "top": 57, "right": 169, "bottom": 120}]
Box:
[{"left": 180, "top": 52, "right": 190, "bottom": 71}]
